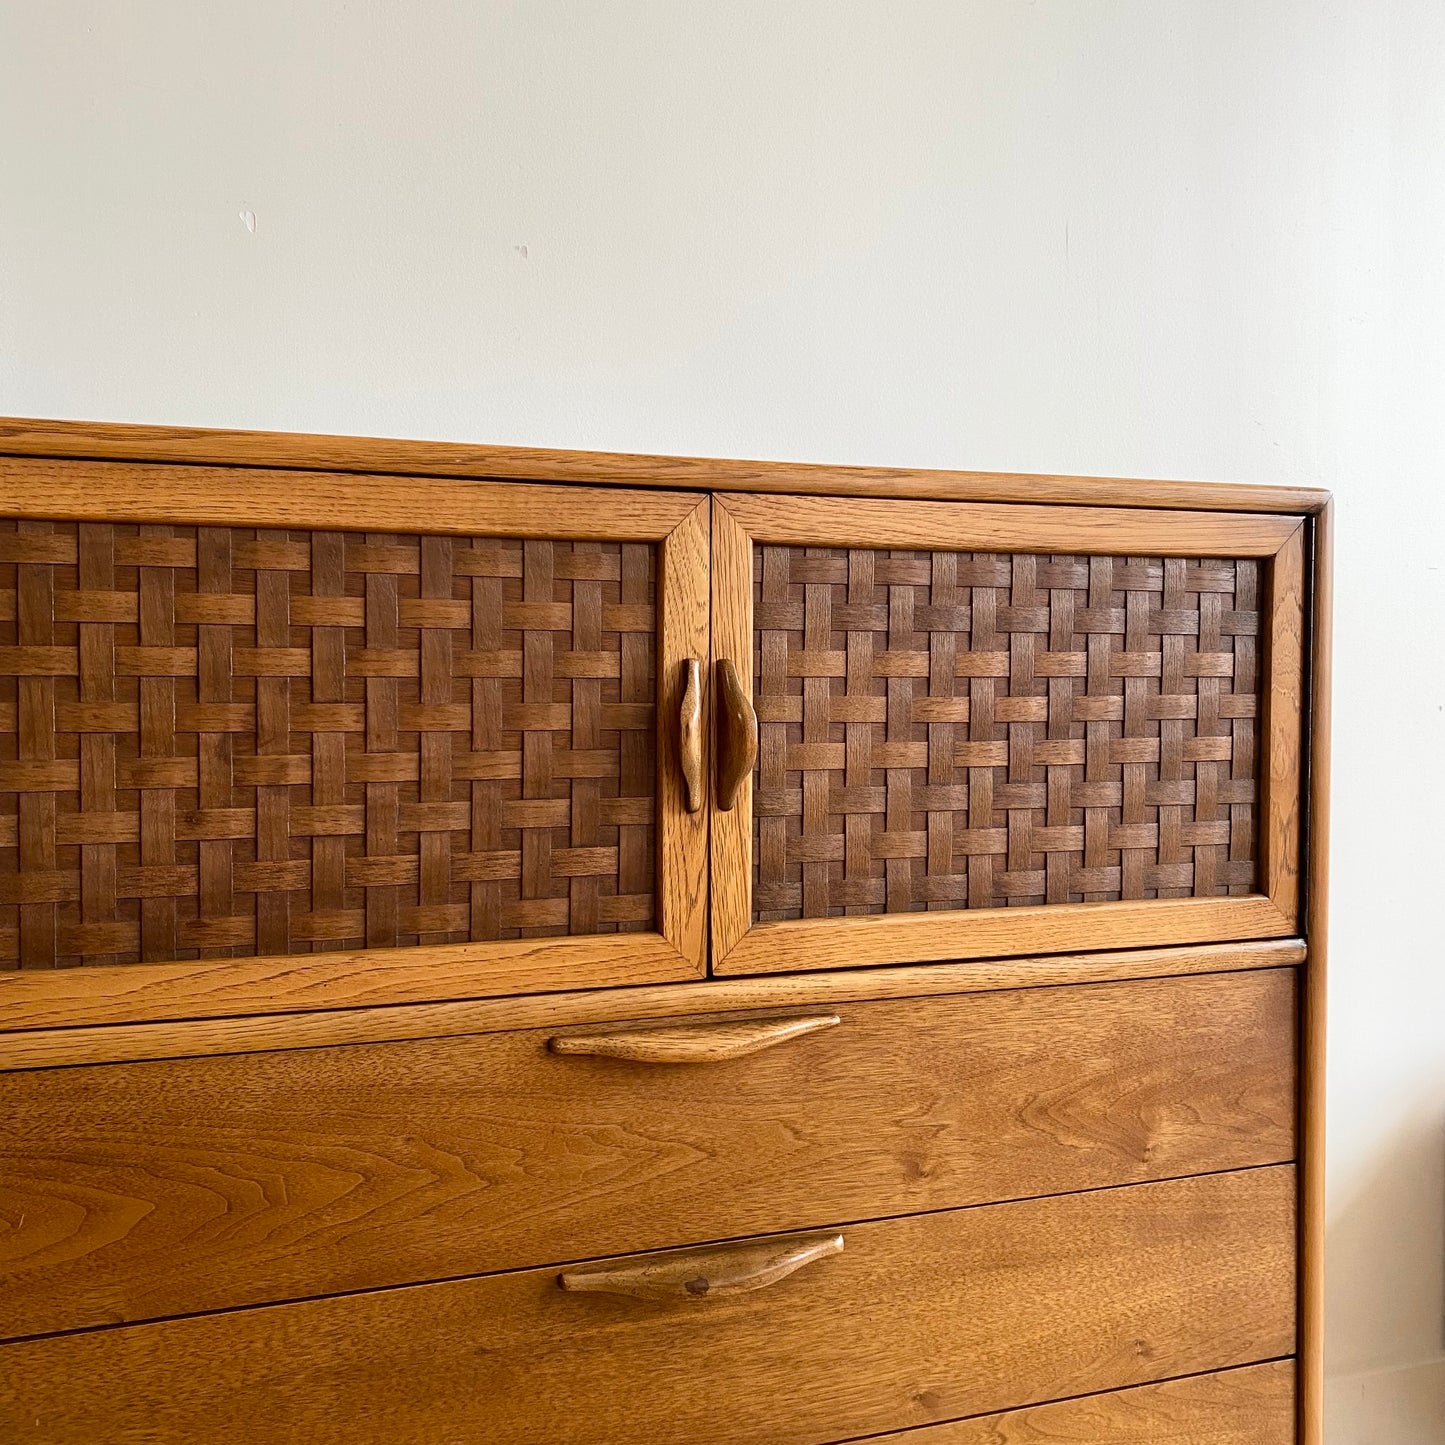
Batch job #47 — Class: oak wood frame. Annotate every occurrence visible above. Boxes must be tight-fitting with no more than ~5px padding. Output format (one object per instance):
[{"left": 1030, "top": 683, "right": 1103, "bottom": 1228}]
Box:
[
  {"left": 711, "top": 492, "right": 1306, "bottom": 975},
  {"left": 0, "top": 458, "right": 711, "bottom": 1028}
]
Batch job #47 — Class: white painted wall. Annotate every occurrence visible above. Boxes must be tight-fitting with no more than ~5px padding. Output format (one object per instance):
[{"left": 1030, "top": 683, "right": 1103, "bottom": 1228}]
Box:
[{"left": 2, "top": 3, "right": 1442, "bottom": 1437}]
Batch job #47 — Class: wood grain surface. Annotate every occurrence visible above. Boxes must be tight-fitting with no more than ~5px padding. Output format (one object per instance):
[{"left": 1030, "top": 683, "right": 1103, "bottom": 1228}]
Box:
[
  {"left": 1299, "top": 503, "right": 1333, "bottom": 1445},
  {"left": 1262, "top": 521, "right": 1306, "bottom": 931},
  {"left": 864, "top": 1360, "right": 1294, "bottom": 1443},
  {"left": 0, "top": 472, "right": 714, "bottom": 1025},
  {"left": 717, "top": 891, "right": 1294, "bottom": 974},
  {"left": 0, "top": 421, "right": 1324, "bottom": 1445},
  {"left": 0, "top": 968, "right": 1295, "bottom": 1338},
  {"left": 711, "top": 495, "right": 1304, "bottom": 974},
  {"left": 546, "top": 1011, "right": 841, "bottom": 1062},
  {"left": 0, "top": 414, "right": 1333, "bottom": 514},
  {"left": 558, "top": 1231, "right": 844, "bottom": 1302},
  {"left": 0, "top": 457, "right": 704, "bottom": 538},
  {"left": 709, "top": 495, "right": 755, "bottom": 960},
  {"left": 0, "top": 929, "right": 696, "bottom": 1034},
  {"left": 717, "top": 492, "right": 1302, "bottom": 559},
  {"left": 655, "top": 498, "right": 711, "bottom": 974},
  {"left": 0, "top": 937, "right": 1302, "bottom": 1071},
  {"left": 0, "top": 1167, "right": 1297, "bottom": 1445}
]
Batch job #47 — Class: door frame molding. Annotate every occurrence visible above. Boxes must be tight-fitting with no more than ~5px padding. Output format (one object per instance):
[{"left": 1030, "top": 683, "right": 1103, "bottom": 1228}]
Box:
[
  {"left": 709, "top": 492, "right": 1306, "bottom": 975},
  {"left": 0, "top": 458, "right": 711, "bottom": 1029}
]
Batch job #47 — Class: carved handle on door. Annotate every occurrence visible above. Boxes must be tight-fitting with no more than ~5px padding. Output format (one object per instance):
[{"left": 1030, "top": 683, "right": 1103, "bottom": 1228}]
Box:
[
  {"left": 715, "top": 658, "right": 757, "bottom": 811},
  {"left": 678, "top": 658, "right": 703, "bottom": 813},
  {"left": 559, "top": 1232, "right": 844, "bottom": 1302},
  {"left": 548, "top": 1013, "right": 841, "bottom": 1064}
]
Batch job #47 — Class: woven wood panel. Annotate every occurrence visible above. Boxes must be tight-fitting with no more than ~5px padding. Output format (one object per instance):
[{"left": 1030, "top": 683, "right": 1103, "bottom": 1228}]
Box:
[
  {"left": 0, "top": 521, "right": 657, "bottom": 968},
  {"left": 753, "top": 546, "right": 1259, "bottom": 921}
]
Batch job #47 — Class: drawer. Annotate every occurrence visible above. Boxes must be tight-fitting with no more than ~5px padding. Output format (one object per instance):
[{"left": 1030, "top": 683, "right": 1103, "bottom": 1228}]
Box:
[
  {"left": 0, "top": 1167, "right": 1297, "bottom": 1445},
  {"left": 865, "top": 1360, "right": 1294, "bottom": 1444},
  {"left": 0, "top": 967, "right": 1295, "bottom": 1338}
]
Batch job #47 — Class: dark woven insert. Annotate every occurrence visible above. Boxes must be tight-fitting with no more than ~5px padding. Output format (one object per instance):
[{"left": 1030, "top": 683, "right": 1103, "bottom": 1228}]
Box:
[
  {"left": 753, "top": 547, "right": 1259, "bottom": 921},
  {"left": 0, "top": 522, "right": 657, "bottom": 968}
]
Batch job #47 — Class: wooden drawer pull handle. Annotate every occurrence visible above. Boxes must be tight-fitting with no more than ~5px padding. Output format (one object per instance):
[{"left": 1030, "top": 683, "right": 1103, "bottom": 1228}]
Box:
[
  {"left": 678, "top": 658, "right": 703, "bottom": 814},
  {"left": 548, "top": 1013, "right": 840, "bottom": 1064},
  {"left": 715, "top": 658, "right": 757, "bottom": 811},
  {"left": 559, "top": 1232, "right": 843, "bottom": 1302}
]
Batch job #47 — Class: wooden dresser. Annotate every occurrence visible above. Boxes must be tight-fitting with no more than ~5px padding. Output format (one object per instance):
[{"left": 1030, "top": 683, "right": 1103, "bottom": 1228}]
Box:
[{"left": 0, "top": 419, "right": 1331, "bottom": 1445}]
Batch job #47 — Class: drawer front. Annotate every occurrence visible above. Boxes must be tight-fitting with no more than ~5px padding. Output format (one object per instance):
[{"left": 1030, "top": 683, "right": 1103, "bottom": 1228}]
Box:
[
  {"left": 864, "top": 1360, "right": 1294, "bottom": 1444},
  {"left": 0, "top": 968, "right": 1296, "bottom": 1338},
  {"left": 0, "top": 1167, "right": 1297, "bottom": 1445}
]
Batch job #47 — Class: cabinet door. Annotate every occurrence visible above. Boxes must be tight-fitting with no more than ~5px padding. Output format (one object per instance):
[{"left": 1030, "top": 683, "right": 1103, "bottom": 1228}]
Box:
[
  {"left": 0, "top": 461, "right": 709, "bottom": 1027},
  {"left": 711, "top": 494, "right": 1305, "bottom": 973}
]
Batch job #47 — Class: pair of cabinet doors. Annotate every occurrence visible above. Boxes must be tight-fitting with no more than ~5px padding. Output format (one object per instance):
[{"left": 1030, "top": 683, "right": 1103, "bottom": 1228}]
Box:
[{"left": 0, "top": 465, "right": 1306, "bottom": 1030}]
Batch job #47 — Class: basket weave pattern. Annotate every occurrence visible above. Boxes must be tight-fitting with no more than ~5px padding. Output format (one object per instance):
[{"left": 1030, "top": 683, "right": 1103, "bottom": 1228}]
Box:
[
  {"left": 753, "top": 546, "right": 1259, "bottom": 921},
  {"left": 0, "top": 521, "right": 656, "bottom": 968}
]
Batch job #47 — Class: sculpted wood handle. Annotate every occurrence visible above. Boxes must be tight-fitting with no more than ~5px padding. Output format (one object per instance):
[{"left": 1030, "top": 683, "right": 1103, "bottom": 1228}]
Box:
[
  {"left": 715, "top": 658, "right": 757, "bottom": 811},
  {"left": 549, "top": 1013, "right": 841, "bottom": 1064},
  {"left": 678, "top": 658, "right": 703, "bottom": 813},
  {"left": 559, "top": 1232, "right": 843, "bottom": 1302}
]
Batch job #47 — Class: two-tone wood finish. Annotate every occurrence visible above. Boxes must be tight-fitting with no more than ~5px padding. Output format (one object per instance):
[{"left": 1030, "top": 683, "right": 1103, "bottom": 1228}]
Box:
[
  {"left": 711, "top": 493, "right": 1305, "bottom": 974},
  {"left": 0, "top": 464, "right": 710, "bottom": 1028},
  {"left": 0, "top": 1168, "right": 1296, "bottom": 1445},
  {"left": 0, "top": 418, "right": 1331, "bottom": 1445}
]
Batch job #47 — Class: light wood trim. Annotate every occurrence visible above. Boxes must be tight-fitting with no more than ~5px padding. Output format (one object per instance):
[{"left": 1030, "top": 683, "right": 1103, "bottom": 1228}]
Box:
[
  {"left": 547, "top": 1013, "right": 840, "bottom": 1063},
  {"left": 656, "top": 500, "right": 711, "bottom": 975},
  {"left": 715, "top": 893, "right": 1295, "bottom": 977},
  {"left": 709, "top": 496, "right": 754, "bottom": 962},
  {"left": 1262, "top": 523, "right": 1307, "bottom": 929},
  {"left": 0, "top": 415, "right": 1333, "bottom": 513},
  {"left": 558, "top": 1232, "right": 843, "bottom": 1301},
  {"left": 0, "top": 932, "right": 695, "bottom": 1034},
  {"left": 0, "top": 938, "right": 1303, "bottom": 1071},
  {"left": 865, "top": 1360, "right": 1295, "bottom": 1444},
  {"left": 0, "top": 457, "right": 703, "bottom": 537},
  {"left": 716, "top": 491, "right": 1303, "bottom": 557},
  {"left": 1299, "top": 503, "right": 1332, "bottom": 1445}
]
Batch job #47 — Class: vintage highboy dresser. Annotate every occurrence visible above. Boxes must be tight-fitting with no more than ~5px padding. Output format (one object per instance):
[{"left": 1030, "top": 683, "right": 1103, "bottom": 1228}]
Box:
[{"left": 0, "top": 419, "right": 1331, "bottom": 1444}]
